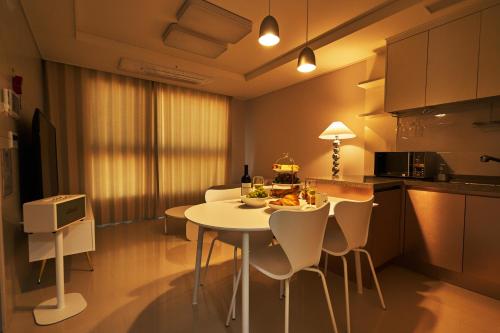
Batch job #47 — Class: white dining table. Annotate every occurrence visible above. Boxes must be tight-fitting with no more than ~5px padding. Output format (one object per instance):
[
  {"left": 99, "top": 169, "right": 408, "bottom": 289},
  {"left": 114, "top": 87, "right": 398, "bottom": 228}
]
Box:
[{"left": 185, "top": 197, "right": 374, "bottom": 333}]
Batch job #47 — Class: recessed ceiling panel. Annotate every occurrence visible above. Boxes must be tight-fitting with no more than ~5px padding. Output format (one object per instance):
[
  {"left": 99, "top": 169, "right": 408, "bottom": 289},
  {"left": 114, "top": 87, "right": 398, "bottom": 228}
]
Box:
[
  {"left": 163, "top": 23, "right": 227, "bottom": 58},
  {"left": 177, "top": 0, "right": 252, "bottom": 44}
]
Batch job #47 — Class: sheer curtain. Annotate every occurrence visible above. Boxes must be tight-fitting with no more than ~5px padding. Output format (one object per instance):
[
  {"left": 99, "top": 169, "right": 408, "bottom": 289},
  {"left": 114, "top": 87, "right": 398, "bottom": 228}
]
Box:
[
  {"left": 44, "top": 61, "right": 230, "bottom": 225},
  {"left": 155, "top": 84, "right": 230, "bottom": 210},
  {"left": 45, "top": 62, "right": 157, "bottom": 224}
]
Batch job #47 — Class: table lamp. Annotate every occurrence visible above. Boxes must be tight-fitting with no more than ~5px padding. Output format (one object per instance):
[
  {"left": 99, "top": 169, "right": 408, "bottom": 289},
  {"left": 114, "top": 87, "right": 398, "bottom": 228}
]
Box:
[{"left": 319, "top": 121, "right": 356, "bottom": 178}]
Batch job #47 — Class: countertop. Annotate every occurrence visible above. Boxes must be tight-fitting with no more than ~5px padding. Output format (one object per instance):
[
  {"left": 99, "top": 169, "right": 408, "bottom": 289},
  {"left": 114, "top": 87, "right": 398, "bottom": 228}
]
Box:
[{"left": 313, "top": 175, "right": 500, "bottom": 197}]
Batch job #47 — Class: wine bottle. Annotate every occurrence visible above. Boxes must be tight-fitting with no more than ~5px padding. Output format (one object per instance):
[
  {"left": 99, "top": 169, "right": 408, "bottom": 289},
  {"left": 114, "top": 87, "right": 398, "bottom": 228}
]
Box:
[{"left": 241, "top": 164, "right": 251, "bottom": 196}]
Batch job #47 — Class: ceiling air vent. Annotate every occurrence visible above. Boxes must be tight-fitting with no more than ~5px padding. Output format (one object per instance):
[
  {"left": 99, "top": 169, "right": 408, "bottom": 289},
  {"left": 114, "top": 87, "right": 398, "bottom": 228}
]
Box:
[
  {"left": 162, "top": 23, "right": 227, "bottom": 59},
  {"left": 118, "top": 58, "right": 212, "bottom": 85},
  {"left": 176, "top": 0, "right": 252, "bottom": 44}
]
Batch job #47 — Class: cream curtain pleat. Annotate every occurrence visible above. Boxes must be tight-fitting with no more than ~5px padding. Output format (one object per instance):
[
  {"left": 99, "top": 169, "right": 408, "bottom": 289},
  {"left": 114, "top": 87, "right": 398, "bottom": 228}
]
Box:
[
  {"left": 156, "top": 84, "right": 229, "bottom": 210},
  {"left": 45, "top": 62, "right": 157, "bottom": 224},
  {"left": 44, "top": 61, "right": 230, "bottom": 225}
]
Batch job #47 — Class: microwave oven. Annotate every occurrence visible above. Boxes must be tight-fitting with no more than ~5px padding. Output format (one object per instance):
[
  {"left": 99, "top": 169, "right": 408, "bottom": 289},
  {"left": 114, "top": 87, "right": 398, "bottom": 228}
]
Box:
[{"left": 374, "top": 152, "right": 439, "bottom": 179}]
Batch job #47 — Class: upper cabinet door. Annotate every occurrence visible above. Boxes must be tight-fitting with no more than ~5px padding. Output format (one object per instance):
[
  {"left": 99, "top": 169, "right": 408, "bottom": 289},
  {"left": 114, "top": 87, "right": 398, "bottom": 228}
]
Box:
[
  {"left": 385, "top": 32, "right": 428, "bottom": 112},
  {"left": 477, "top": 5, "right": 500, "bottom": 98},
  {"left": 426, "top": 13, "right": 481, "bottom": 106}
]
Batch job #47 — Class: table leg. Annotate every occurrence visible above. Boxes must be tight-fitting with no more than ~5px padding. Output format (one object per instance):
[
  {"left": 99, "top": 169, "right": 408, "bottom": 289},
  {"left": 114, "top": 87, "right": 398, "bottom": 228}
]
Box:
[
  {"left": 242, "top": 232, "right": 250, "bottom": 333},
  {"left": 192, "top": 226, "right": 205, "bottom": 305},
  {"left": 354, "top": 251, "right": 363, "bottom": 294}
]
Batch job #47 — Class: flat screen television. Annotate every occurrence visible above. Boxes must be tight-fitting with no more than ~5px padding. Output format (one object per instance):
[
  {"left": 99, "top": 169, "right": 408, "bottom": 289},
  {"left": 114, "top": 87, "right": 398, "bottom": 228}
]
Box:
[{"left": 30, "top": 109, "right": 59, "bottom": 200}]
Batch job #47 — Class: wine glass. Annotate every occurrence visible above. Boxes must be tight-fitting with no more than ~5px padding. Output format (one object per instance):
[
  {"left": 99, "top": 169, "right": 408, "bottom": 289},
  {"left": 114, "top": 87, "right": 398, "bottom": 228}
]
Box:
[
  {"left": 253, "top": 176, "right": 264, "bottom": 189},
  {"left": 305, "top": 178, "right": 317, "bottom": 205}
]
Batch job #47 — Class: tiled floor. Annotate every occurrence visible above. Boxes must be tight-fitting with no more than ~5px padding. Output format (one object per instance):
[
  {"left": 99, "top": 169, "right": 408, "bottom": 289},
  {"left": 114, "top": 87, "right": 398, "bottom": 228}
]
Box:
[{"left": 8, "top": 220, "right": 500, "bottom": 333}]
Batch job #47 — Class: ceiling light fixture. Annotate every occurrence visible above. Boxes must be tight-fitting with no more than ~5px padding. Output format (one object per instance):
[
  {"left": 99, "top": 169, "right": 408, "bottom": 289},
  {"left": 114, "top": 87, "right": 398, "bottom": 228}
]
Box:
[
  {"left": 258, "top": 0, "right": 280, "bottom": 46},
  {"left": 297, "top": 0, "right": 316, "bottom": 73}
]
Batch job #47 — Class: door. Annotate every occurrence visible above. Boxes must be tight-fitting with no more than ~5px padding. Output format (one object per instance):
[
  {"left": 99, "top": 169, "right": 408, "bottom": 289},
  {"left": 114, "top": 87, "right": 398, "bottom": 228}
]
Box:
[
  {"left": 404, "top": 188, "right": 465, "bottom": 272},
  {"left": 385, "top": 32, "right": 428, "bottom": 112},
  {"left": 463, "top": 195, "right": 500, "bottom": 283},
  {"left": 426, "top": 13, "right": 481, "bottom": 105}
]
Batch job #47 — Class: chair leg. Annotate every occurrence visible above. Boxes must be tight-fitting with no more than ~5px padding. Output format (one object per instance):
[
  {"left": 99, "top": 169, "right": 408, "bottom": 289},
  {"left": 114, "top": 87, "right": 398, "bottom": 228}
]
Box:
[
  {"left": 305, "top": 267, "right": 339, "bottom": 333},
  {"left": 226, "top": 267, "right": 242, "bottom": 327},
  {"left": 201, "top": 237, "right": 218, "bottom": 286},
  {"left": 324, "top": 251, "right": 329, "bottom": 277},
  {"left": 164, "top": 218, "right": 167, "bottom": 234},
  {"left": 341, "top": 256, "right": 351, "bottom": 333},
  {"left": 232, "top": 246, "right": 237, "bottom": 320},
  {"left": 37, "top": 259, "right": 47, "bottom": 284},
  {"left": 280, "top": 280, "right": 284, "bottom": 299},
  {"left": 284, "top": 278, "right": 290, "bottom": 333},
  {"left": 358, "top": 249, "right": 386, "bottom": 310}
]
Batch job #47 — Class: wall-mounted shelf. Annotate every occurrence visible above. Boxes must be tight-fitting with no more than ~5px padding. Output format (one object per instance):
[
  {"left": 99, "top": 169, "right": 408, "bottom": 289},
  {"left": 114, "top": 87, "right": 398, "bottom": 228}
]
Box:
[
  {"left": 357, "top": 109, "right": 388, "bottom": 118},
  {"left": 357, "top": 77, "right": 385, "bottom": 90}
]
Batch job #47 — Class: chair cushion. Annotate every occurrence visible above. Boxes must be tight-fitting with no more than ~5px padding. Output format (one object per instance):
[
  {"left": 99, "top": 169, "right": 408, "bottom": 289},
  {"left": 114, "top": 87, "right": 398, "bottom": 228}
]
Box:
[
  {"left": 250, "top": 245, "right": 293, "bottom": 280},
  {"left": 322, "top": 220, "right": 349, "bottom": 256}
]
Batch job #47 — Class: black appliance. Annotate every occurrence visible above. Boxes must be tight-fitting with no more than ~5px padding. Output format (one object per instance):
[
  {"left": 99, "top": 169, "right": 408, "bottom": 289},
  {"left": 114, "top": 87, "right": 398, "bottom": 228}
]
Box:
[{"left": 374, "top": 152, "right": 438, "bottom": 179}]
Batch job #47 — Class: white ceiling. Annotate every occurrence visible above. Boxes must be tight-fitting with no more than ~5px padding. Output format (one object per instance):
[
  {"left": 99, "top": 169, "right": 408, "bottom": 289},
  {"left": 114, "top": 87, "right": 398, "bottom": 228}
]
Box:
[{"left": 21, "top": 0, "right": 490, "bottom": 99}]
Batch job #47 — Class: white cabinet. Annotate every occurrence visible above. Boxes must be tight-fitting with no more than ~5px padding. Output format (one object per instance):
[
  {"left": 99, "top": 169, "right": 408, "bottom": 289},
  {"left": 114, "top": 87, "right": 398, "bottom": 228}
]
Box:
[
  {"left": 27, "top": 202, "right": 95, "bottom": 262},
  {"left": 386, "top": 32, "right": 428, "bottom": 112},
  {"left": 477, "top": 5, "right": 500, "bottom": 98},
  {"left": 426, "top": 13, "right": 481, "bottom": 106}
]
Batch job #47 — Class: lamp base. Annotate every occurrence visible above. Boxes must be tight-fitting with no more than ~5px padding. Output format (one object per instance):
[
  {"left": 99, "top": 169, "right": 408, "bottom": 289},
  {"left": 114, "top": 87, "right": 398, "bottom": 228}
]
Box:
[
  {"left": 34, "top": 293, "right": 87, "bottom": 325},
  {"left": 332, "top": 138, "right": 341, "bottom": 178}
]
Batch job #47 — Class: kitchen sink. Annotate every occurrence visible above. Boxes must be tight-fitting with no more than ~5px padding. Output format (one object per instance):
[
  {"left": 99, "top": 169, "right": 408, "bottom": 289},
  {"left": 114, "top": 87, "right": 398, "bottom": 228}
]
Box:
[{"left": 448, "top": 176, "right": 500, "bottom": 186}]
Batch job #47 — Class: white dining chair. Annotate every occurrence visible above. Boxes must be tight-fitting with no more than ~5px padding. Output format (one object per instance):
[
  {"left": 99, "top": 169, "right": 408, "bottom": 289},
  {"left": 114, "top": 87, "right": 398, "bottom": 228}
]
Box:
[
  {"left": 202, "top": 188, "right": 273, "bottom": 319},
  {"left": 226, "top": 203, "right": 338, "bottom": 333},
  {"left": 322, "top": 197, "right": 386, "bottom": 333}
]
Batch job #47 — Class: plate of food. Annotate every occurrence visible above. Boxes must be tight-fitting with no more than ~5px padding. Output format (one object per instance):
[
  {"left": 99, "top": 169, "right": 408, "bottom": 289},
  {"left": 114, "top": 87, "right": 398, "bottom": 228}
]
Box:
[
  {"left": 241, "top": 187, "right": 269, "bottom": 207},
  {"left": 267, "top": 194, "right": 305, "bottom": 211}
]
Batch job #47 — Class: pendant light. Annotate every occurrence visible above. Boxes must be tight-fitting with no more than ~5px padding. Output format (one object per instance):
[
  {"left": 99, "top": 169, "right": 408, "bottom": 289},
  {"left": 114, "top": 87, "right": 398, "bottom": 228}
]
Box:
[
  {"left": 297, "top": 0, "right": 316, "bottom": 73},
  {"left": 259, "top": 0, "right": 280, "bottom": 46}
]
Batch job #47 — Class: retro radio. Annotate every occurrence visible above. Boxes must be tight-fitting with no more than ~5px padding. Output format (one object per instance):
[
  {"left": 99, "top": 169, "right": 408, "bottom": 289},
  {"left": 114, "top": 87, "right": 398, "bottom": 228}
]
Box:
[{"left": 23, "top": 194, "right": 86, "bottom": 233}]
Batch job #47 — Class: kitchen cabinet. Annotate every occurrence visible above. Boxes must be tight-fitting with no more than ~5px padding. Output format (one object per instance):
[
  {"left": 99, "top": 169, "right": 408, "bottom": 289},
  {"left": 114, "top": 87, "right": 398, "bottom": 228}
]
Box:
[
  {"left": 367, "top": 188, "right": 402, "bottom": 267},
  {"left": 463, "top": 195, "right": 500, "bottom": 283},
  {"left": 477, "top": 5, "right": 500, "bottom": 98},
  {"left": 404, "top": 189, "right": 465, "bottom": 272},
  {"left": 426, "top": 13, "right": 481, "bottom": 106},
  {"left": 385, "top": 32, "right": 428, "bottom": 112}
]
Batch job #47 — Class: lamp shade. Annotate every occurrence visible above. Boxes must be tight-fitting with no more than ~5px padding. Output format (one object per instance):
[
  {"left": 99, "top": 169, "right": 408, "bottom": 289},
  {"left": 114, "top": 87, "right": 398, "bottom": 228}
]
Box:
[
  {"left": 259, "top": 15, "right": 280, "bottom": 46},
  {"left": 297, "top": 46, "right": 316, "bottom": 73},
  {"left": 319, "top": 121, "right": 356, "bottom": 140}
]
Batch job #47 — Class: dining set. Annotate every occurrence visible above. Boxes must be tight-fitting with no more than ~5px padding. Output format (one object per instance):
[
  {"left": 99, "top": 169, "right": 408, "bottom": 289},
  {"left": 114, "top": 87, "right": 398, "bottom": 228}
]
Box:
[{"left": 184, "top": 187, "right": 386, "bottom": 333}]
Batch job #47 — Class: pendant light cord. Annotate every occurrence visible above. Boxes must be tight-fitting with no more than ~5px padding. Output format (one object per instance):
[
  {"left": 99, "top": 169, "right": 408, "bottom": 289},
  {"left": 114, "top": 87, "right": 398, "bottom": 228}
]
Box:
[
  {"left": 306, "top": 0, "right": 309, "bottom": 45},
  {"left": 269, "top": 0, "right": 271, "bottom": 15}
]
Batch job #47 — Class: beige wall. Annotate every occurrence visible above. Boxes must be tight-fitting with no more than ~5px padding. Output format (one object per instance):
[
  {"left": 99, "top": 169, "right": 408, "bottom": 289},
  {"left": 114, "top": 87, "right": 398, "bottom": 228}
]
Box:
[
  {"left": 0, "top": 0, "right": 44, "bottom": 124},
  {"left": 246, "top": 61, "right": 366, "bottom": 180},
  {"left": 244, "top": 54, "right": 396, "bottom": 181},
  {"left": 0, "top": 0, "right": 44, "bottom": 331}
]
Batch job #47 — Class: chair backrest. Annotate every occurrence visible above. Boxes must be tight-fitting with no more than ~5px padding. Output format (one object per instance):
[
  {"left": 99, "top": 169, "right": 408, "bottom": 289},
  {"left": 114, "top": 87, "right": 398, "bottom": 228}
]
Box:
[
  {"left": 269, "top": 203, "right": 330, "bottom": 274},
  {"left": 205, "top": 188, "right": 241, "bottom": 203},
  {"left": 333, "top": 197, "right": 374, "bottom": 250}
]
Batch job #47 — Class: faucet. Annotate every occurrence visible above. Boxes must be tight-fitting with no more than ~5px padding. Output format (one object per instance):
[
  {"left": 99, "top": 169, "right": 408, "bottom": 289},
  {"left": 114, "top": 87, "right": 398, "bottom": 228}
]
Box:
[{"left": 480, "top": 155, "right": 500, "bottom": 163}]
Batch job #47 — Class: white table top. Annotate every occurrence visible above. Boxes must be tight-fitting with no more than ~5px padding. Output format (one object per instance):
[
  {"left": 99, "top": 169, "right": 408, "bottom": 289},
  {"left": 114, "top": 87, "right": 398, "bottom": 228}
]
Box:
[{"left": 184, "top": 197, "right": 366, "bottom": 232}]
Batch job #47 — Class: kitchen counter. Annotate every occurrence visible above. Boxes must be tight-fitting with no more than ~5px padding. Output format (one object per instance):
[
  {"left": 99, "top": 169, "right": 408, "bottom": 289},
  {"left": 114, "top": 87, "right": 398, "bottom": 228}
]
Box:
[{"left": 313, "top": 175, "right": 500, "bottom": 197}]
